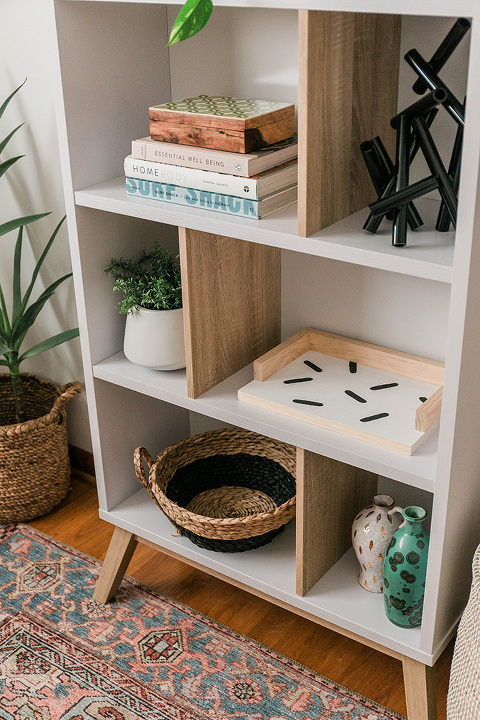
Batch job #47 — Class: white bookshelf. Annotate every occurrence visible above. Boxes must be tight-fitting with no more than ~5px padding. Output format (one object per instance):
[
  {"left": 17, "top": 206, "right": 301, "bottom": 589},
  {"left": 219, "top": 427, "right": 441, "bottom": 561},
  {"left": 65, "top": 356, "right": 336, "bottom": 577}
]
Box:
[{"left": 50, "top": 1, "right": 480, "bottom": 718}]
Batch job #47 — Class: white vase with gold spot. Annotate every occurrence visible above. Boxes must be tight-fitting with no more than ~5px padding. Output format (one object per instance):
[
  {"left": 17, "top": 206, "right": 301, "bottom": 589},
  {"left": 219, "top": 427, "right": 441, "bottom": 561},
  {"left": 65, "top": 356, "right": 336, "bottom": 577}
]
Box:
[{"left": 351, "top": 495, "right": 403, "bottom": 593}]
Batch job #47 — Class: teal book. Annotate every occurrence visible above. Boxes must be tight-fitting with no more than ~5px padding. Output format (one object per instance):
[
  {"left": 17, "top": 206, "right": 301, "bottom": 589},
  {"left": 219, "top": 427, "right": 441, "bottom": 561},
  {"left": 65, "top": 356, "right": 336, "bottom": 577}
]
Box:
[{"left": 125, "top": 177, "right": 297, "bottom": 219}]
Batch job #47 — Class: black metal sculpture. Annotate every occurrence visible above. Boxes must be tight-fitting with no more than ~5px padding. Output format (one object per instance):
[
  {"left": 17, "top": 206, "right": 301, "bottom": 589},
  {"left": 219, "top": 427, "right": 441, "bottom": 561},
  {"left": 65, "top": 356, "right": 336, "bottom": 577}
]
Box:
[{"left": 361, "top": 17, "right": 470, "bottom": 246}]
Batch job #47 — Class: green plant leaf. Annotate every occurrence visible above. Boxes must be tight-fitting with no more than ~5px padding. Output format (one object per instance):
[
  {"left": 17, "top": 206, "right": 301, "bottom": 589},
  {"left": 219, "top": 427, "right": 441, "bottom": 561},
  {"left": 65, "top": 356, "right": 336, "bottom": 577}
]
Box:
[
  {"left": 0, "top": 79, "right": 26, "bottom": 121},
  {"left": 0, "top": 123, "right": 24, "bottom": 155},
  {"left": 0, "top": 342, "right": 9, "bottom": 355},
  {"left": 0, "top": 155, "right": 23, "bottom": 179},
  {"left": 0, "top": 212, "right": 50, "bottom": 238},
  {"left": 12, "top": 226, "right": 23, "bottom": 320},
  {"left": 19, "top": 328, "right": 79, "bottom": 362},
  {"left": 12, "top": 291, "right": 55, "bottom": 346},
  {"left": 16, "top": 216, "right": 65, "bottom": 315},
  {"left": 0, "top": 283, "right": 9, "bottom": 339},
  {"left": 167, "top": 0, "right": 213, "bottom": 46},
  {"left": 12, "top": 272, "right": 73, "bottom": 341},
  {"left": 0, "top": 282, "right": 11, "bottom": 338},
  {"left": 0, "top": 314, "right": 8, "bottom": 342}
]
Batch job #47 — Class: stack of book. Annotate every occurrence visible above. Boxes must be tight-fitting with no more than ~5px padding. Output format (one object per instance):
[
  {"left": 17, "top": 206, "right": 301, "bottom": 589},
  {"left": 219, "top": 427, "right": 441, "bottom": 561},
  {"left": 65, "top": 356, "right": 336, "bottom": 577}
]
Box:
[{"left": 125, "top": 95, "right": 298, "bottom": 219}]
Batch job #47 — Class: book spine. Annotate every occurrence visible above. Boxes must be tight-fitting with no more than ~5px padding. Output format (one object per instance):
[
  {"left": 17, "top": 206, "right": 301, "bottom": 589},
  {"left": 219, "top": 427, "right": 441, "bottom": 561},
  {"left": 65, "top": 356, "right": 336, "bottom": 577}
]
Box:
[
  {"left": 124, "top": 156, "right": 259, "bottom": 200},
  {"left": 126, "top": 177, "right": 260, "bottom": 219},
  {"left": 131, "top": 139, "right": 252, "bottom": 176}
]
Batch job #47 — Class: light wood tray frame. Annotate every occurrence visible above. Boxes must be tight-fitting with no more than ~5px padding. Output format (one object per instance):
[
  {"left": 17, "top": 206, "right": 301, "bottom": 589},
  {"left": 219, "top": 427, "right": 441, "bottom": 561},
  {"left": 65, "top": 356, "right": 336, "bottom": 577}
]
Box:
[{"left": 243, "top": 328, "right": 445, "bottom": 454}]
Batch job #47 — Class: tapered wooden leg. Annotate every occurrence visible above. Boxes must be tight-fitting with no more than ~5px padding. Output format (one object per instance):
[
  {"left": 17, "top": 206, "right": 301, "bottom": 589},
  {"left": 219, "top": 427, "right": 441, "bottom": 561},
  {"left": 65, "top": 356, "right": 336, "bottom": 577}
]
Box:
[
  {"left": 402, "top": 656, "right": 437, "bottom": 720},
  {"left": 93, "top": 526, "right": 138, "bottom": 603}
]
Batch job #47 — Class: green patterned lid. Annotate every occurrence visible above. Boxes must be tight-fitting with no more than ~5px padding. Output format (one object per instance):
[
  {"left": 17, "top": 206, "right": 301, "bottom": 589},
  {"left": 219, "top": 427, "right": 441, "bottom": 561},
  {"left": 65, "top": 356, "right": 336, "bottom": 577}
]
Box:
[{"left": 151, "top": 95, "right": 291, "bottom": 120}]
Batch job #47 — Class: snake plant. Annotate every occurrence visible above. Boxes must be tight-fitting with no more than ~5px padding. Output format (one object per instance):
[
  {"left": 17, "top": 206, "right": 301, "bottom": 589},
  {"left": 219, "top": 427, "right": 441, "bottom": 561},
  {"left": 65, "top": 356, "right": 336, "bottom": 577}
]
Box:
[{"left": 0, "top": 81, "right": 79, "bottom": 423}]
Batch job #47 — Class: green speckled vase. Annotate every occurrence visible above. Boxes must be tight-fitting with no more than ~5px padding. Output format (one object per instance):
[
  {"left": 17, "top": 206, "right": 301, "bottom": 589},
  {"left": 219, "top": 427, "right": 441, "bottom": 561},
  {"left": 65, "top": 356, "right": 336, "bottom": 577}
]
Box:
[{"left": 383, "top": 506, "right": 429, "bottom": 628}]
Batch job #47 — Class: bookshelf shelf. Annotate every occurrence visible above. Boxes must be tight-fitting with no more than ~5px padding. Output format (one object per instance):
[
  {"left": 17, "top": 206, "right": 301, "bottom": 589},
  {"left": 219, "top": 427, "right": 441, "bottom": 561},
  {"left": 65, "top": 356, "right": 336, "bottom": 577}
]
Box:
[
  {"left": 67, "top": 0, "right": 473, "bottom": 20},
  {"left": 100, "top": 487, "right": 431, "bottom": 663},
  {"left": 93, "top": 351, "right": 438, "bottom": 492},
  {"left": 76, "top": 178, "right": 454, "bottom": 283}
]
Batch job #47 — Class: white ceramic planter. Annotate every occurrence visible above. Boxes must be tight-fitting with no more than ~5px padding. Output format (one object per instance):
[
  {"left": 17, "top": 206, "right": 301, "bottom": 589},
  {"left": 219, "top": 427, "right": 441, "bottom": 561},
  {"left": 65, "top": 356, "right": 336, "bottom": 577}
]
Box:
[{"left": 123, "top": 306, "right": 186, "bottom": 371}]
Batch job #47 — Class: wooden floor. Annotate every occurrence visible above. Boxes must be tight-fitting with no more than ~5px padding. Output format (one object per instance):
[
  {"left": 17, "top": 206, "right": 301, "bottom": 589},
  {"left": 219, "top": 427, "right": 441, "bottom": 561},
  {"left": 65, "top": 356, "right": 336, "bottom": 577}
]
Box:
[{"left": 30, "top": 473, "right": 454, "bottom": 719}]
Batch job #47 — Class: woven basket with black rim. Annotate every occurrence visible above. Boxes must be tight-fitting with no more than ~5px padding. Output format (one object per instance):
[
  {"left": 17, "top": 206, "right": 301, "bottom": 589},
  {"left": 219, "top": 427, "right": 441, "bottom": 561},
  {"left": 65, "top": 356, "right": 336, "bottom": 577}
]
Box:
[
  {"left": 0, "top": 373, "right": 82, "bottom": 522},
  {"left": 134, "top": 428, "right": 296, "bottom": 552}
]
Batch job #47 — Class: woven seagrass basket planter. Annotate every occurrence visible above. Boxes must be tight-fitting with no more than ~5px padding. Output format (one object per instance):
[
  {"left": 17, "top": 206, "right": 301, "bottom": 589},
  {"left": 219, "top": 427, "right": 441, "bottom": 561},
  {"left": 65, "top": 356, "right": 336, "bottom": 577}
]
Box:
[
  {"left": 134, "top": 428, "right": 296, "bottom": 552},
  {"left": 0, "top": 373, "right": 82, "bottom": 522}
]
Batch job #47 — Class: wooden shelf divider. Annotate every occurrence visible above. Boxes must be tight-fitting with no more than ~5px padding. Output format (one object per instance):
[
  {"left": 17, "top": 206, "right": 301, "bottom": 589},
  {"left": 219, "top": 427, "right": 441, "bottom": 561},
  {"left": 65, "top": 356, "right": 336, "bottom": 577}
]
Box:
[
  {"left": 296, "top": 446, "right": 378, "bottom": 596},
  {"left": 297, "top": 10, "right": 401, "bottom": 237},
  {"left": 179, "top": 227, "right": 281, "bottom": 399}
]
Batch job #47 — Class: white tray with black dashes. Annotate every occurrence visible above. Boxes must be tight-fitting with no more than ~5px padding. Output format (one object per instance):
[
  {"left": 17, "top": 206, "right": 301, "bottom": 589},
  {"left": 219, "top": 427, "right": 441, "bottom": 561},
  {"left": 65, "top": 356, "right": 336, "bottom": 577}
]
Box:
[{"left": 238, "top": 328, "right": 444, "bottom": 455}]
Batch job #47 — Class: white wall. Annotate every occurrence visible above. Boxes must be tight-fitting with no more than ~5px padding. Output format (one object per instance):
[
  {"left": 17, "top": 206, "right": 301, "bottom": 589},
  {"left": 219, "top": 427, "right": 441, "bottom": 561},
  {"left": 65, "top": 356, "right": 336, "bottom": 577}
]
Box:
[{"left": 1, "top": 0, "right": 91, "bottom": 451}]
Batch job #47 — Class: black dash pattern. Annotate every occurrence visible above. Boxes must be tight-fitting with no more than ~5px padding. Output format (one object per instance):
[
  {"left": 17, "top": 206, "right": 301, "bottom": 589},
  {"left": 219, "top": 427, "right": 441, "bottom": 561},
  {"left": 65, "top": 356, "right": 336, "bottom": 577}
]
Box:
[
  {"left": 304, "top": 360, "right": 323, "bottom": 372},
  {"left": 360, "top": 412, "right": 390, "bottom": 422},
  {"left": 283, "top": 377, "right": 313, "bottom": 384},
  {"left": 370, "top": 383, "right": 399, "bottom": 391},
  {"left": 345, "top": 390, "right": 367, "bottom": 403}
]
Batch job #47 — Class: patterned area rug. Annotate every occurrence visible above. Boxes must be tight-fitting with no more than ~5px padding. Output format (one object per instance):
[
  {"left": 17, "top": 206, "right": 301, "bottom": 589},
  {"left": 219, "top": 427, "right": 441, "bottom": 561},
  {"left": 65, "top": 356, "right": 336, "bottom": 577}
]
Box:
[{"left": 0, "top": 524, "right": 404, "bottom": 720}]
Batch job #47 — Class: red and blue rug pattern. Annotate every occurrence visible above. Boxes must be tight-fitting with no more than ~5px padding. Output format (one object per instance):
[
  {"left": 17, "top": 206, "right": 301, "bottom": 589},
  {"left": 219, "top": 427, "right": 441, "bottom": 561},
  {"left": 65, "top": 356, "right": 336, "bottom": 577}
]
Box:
[{"left": 0, "top": 524, "right": 404, "bottom": 720}]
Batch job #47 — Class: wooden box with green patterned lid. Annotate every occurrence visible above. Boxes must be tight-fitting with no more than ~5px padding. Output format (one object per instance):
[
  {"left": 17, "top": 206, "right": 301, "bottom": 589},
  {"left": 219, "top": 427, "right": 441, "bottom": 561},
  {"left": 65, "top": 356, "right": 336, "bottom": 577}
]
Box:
[{"left": 149, "top": 95, "right": 295, "bottom": 153}]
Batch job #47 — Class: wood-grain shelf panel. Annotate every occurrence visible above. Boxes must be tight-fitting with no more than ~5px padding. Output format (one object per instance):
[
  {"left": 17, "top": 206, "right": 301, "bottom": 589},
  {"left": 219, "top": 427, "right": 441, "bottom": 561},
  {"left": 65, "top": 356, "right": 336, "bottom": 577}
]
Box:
[
  {"left": 298, "top": 11, "right": 400, "bottom": 236},
  {"left": 179, "top": 228, "right": 281, "bottom": 398}
]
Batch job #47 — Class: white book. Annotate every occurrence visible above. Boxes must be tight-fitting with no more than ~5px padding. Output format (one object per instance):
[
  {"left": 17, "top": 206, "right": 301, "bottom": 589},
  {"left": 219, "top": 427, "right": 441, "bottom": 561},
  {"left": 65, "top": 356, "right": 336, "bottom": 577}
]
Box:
[
  {"left": 125, "top": 177, "right": 298, "bottom": 219},
  {"left": 124, "top": 155, "right": 297, "bottom": 201},
  {"left": 131, "top": 136, "right": 298, "bottom": 177}
]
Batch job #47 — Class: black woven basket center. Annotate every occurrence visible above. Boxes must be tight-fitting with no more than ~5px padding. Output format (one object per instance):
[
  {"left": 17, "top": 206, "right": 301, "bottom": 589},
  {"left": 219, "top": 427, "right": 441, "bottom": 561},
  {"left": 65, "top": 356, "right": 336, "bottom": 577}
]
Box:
[{"left": 165, "top": 453, "right": 295, "bottom": 509}]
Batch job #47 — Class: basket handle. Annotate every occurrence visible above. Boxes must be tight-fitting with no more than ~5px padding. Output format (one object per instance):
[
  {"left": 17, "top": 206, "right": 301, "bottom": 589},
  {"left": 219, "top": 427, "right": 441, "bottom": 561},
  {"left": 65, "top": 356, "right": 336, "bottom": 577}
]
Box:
[
  {"left": 53, "top": 382, "right": 83, "bottom": 412},
  {"left": 134, "top": 446, "right": 154, "bottom": 490}
]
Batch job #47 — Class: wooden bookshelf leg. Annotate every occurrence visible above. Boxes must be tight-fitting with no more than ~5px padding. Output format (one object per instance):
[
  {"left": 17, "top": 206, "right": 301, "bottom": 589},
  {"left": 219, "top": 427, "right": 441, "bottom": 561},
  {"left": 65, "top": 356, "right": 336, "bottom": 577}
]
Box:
[
  {"left": 93, "top": 526, "right": 138, "bottom": 603},
  {"left": 402, "top": 656, "right": 437, "bottom": 720},
  {"left": 296, "top": 448, "right": 377, "bottom": 596}
]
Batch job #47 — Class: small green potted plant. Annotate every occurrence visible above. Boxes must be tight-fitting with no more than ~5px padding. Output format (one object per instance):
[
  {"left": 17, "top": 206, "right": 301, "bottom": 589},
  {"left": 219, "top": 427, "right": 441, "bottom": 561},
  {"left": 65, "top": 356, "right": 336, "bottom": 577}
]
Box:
[
  {"left": 105, "top": 243, "right": 185, "bottom": 371},
  {"left": 0, "top": 80, "right": 81, "bottom": 522}
]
